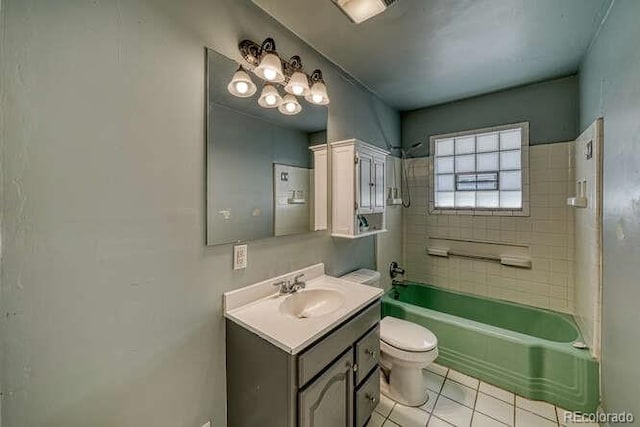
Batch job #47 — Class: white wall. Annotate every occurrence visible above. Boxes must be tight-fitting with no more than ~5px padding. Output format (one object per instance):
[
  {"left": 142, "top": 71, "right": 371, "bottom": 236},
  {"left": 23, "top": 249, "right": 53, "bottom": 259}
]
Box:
[
  {"left": 572, "top": 120, "right": 603, "bottom": 358},
  {"left": 579, "top": 0, "right": 640, "bottom": 415},
  {"left": 0, "top": 1, "right": 400, "bottom": 426},
  {"left": 403, "top": 142, "right": 575, "bottom": 312}
]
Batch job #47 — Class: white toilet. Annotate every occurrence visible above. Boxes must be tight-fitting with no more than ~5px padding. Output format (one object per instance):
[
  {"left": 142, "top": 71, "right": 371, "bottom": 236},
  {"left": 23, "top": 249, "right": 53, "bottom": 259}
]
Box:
[
  {"left": 379, "top": 316, "right": 438, "bottom": 406},
  {"left": 340, "top": 269, "right": 439, "bottom": 407}
]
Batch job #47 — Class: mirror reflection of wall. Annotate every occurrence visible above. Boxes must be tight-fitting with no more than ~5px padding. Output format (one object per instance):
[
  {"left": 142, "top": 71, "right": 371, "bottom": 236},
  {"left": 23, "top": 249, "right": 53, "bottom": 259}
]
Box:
[{"left": 206, "top": 48, "right": 328, "bottom": 246}]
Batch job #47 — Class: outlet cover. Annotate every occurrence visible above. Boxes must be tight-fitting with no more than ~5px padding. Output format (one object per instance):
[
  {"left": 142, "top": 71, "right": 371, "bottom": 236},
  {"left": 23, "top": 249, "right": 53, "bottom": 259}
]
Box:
[{"left": 233, "top": 244, "right": 247, "bottom": 270}]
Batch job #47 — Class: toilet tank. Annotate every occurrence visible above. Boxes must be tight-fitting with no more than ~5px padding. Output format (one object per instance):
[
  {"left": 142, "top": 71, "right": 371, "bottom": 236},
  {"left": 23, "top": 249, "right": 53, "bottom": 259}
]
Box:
[{"left": 340, "top": 269, "right": 381, "bottom": 287}]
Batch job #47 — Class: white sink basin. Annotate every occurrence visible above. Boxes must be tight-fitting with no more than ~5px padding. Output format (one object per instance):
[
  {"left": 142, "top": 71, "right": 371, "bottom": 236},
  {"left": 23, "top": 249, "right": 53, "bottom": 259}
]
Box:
[{"left": 279, "top": 289, "right": 345, "bottom": 319}]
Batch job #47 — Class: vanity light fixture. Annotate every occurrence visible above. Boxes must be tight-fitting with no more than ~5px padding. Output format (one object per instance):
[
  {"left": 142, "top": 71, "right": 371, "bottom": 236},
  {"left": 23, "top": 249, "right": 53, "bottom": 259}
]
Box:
[
  {"left": 227, "top": 66, "right": 257, "bottom": 98},
  {"left": 258, "top": 84, "right": 283, "bottom": 108},
  {"left": 278, "top": 94, "right": 302, "bottom": 115},
  {"left": 230, "top": 37, "right": 329, "bottom": 113},
  {"left": 305, "top": 70, "right": 330, "bottom": 105}
]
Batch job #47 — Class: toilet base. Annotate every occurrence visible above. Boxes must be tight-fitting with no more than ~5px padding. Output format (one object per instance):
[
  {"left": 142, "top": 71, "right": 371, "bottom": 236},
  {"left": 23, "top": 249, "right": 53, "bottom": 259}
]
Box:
[{"left": 380, "top": 368, "right": 429, "bottom": 407}]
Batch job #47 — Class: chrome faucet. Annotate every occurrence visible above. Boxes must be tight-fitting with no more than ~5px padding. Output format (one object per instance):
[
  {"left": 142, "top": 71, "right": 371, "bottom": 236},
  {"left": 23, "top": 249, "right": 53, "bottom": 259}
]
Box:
[{"left": 273, "top": 274, "right": 306, "bottom": 295}]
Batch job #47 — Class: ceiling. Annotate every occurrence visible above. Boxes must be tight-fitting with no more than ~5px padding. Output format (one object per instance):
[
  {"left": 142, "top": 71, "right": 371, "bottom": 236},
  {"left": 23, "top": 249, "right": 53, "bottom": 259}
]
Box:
[{"left": 252, "top": 0, "right": 610, "bottom": 110}]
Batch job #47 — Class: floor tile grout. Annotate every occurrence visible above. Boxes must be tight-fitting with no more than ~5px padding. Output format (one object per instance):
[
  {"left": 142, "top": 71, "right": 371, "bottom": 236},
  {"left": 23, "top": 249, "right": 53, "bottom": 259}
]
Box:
[{"left": 374, "top": 365, "right": 565, "bottom": 427}]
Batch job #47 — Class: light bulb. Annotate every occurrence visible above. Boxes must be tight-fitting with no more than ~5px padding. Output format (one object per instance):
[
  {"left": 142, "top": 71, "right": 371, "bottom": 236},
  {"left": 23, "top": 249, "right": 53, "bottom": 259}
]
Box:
[
  {"left": 235, "top": 81, "right": 249, "bottom": 94},
  {"left": 292, "top": 85, "right": 304, "bottom": 96},
  {"left": 263, "top": 68, "right": 277, "bottom": 81},
  {"left": 265, "top": 94, "right": 277, "bottom": 106},
  {"left": 312, "top": 93, "right": 323, "bottom": 104},
  {"left": 285, "top": 102, "right": 296, "bottom": 113}
]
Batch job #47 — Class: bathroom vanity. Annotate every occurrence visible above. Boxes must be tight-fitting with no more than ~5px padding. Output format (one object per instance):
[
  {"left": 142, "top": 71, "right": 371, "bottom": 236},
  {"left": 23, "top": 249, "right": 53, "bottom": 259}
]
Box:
[{"left": 224, "top": 264, "right": 382, "bottom": 427}]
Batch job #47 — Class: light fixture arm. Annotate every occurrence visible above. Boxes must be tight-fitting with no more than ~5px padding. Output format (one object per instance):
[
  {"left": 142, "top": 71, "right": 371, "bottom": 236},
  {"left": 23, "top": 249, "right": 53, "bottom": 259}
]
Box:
[
  {"left": 288, "top": 55, "right": 303, "bottom": 70},
  {"left": 310, "top": 69, "right": 325, "bottom": 84}
]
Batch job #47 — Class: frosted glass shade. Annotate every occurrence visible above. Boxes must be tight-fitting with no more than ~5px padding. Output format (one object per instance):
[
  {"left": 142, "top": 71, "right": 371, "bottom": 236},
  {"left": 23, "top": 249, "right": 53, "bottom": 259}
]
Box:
[
  {"left": 258, "top": 84, "right": 283, "bottom": 108},
  {"left": 253, "top": 52, "right": 285, "bottom": 83},
  {"left": 305, "top": 81, "right": 330, "bottom": 105},
  {"left": 278, "top": 94, "right": 302, "bottom": 115},
  {"left": 285, "top": 71, "right": 310, "bottom": 96},
  {"left": 227, "top": 68, "right": 257, "bottom": 98}
]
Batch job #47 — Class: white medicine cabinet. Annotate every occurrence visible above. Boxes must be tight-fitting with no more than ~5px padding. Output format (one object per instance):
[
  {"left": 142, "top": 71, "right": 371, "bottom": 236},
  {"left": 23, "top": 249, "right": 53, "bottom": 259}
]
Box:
[{"left": 330, "top": 139, "right": 389, "bottom": 238}]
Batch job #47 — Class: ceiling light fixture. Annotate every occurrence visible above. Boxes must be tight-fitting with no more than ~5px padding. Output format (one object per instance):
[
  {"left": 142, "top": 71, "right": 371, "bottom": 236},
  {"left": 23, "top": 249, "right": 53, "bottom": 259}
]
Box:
[
  {"left": 331, "top": 0, "right": 397, "bottom": 24},
  {"left": 227, "top": 66, "right": 257, "bottom": 98},
  {"left": 258, "top": 84, "right": 283, "bottom": 108},
  {"left": 229, "top": 37, "right": 329, "bottom": 114},
  {"left": 278, "top": 94, "right": 302, "bottom": 115}
]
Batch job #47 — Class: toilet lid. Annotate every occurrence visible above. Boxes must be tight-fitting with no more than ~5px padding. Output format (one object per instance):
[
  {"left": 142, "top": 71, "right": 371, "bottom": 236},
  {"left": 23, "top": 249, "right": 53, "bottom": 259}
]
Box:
[{"left": 380, "top": 316, "right": 438, "bottom": 352}]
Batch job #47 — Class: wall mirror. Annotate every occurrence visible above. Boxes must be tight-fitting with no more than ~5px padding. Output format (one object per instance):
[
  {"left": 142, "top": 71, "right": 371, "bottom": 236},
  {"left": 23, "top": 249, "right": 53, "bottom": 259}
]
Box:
[{"left": 206, "top": 48, "right": 328, "bottom": 246}]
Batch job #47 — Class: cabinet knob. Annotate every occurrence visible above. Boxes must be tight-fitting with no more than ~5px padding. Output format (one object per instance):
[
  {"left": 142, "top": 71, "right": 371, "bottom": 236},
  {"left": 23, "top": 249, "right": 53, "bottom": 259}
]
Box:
[
  {"left": 365, "top": 348, "right": 377, "bottom": 360},
  {"left": 365, "top": 393, "right": 377, "bottom": 405}
]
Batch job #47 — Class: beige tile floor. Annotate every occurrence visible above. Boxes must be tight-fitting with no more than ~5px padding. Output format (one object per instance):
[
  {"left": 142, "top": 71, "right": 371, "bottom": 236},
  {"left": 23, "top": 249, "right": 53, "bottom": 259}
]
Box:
[{"left": 367, "top": 363, "right": 599, "bottom": 427}]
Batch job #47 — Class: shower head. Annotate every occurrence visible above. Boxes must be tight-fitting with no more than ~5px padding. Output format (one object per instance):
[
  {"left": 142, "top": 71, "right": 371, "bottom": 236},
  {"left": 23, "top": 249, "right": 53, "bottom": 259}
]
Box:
[{"left": 403, "top": 142, "right": 424, "bottom": 158}]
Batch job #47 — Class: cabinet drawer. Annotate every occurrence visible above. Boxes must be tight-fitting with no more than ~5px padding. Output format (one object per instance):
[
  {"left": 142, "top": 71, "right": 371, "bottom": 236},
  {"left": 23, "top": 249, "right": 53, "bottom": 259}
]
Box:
[
  {"left": 355, "top": 367, "right": 380, "bottom": 427},
  {"left": 298, "top": 301, "right": 380, "bottom": 387},
  {"left": 355, "top": 325, "right": 380, "bottom": 385}
]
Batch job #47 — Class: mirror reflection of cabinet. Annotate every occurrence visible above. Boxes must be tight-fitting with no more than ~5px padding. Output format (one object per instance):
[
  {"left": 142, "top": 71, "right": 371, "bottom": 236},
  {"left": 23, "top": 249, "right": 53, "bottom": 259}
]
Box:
[
  {"left": 310, "top": 144, "right": 328, "bottom": 231},
  {"left": 330, "top": 139, "right": 389, "bottom": 238}
]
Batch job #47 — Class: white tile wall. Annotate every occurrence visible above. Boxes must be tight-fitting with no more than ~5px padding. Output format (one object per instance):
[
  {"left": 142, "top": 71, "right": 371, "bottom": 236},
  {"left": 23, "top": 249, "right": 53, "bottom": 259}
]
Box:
[
  {"left": 572, "top": 119, "right": 603, "bottom": 358},
  {"left": 377, "top": 157, "right": 404, "bottom": 291},
  {"left": 402, "top": 142, "right": 575, "bottom": 312}
]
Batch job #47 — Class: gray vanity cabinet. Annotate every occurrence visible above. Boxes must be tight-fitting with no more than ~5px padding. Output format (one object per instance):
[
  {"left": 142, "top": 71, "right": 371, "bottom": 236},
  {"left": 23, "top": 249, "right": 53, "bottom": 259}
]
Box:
[
  {"left": 299, "top": 350, "right": 354, "bottom": 427},
  {"left": 226, "top": 300, "right": 380, "bottom": 427}
]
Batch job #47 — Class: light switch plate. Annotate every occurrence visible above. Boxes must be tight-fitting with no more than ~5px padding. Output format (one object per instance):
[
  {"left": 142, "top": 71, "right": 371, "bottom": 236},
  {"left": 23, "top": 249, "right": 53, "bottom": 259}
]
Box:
[
  {"left": 233, "top": 244, "right": 247, "bottom": 270},
  {"left": 201, "top": 422, "right": 211, "bottom": 427}
]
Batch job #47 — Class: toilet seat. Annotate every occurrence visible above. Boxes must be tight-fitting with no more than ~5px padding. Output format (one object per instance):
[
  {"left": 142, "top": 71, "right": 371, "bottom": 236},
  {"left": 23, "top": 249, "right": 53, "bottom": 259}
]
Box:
[{"left": 380, "top": 316, "right": 438, "bottom": 352}]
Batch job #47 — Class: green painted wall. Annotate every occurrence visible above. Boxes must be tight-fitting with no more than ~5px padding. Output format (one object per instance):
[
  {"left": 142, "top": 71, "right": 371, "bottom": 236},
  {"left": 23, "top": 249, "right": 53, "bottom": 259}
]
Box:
[
  {"left": 579, "top": 0, "right": 640, "bottom": 418},
  {"left": 402, "top": 75, "right": 579, "bottom": 157},
  {"left": 0, "top": 0, "right": 400, "bottom": 426}
]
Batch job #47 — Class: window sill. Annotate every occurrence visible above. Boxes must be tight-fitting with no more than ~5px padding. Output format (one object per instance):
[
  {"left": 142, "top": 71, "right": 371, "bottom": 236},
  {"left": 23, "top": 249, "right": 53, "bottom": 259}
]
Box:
[{"left": 429, "top": 204, "right": 530, "bottom": 217}]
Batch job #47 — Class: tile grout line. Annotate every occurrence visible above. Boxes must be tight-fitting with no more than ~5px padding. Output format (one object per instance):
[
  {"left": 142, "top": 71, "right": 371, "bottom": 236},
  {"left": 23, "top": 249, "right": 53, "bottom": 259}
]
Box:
[
  {"left": 469, "top": 373, "right": 481, "bottom": 426},
  {"left": 424, "top": 368, "right": 447, "bottom": 426}
]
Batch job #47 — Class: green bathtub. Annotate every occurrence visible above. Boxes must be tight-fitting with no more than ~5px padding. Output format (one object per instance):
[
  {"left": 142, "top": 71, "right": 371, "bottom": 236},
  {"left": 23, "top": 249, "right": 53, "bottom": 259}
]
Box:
[{"left": 382, "top": 282, "right": 599, "bottom": 413}]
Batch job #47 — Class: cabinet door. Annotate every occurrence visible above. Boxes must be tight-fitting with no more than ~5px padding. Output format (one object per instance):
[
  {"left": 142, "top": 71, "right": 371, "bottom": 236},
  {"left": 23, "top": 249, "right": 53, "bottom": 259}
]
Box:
[
  {"left": 299, "top": 350, "right": 354, "bottom": 427},
  {"left": 373, "top": 158, "right": 385, "bottom": 212},
  {"left": 358, "top": 153, "right": 373, "bottom": 213}
]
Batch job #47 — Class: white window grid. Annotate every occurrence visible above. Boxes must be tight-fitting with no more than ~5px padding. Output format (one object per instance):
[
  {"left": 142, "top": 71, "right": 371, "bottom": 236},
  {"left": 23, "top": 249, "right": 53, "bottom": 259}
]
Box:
[{"left": 428, "top": 122, "right": 530, "bottom": 217}]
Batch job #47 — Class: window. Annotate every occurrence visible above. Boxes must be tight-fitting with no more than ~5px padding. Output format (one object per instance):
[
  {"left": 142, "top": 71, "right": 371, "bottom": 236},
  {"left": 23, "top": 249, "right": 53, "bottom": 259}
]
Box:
[{"left": 431, "top": 123, "right": 528, "bottom": 212}]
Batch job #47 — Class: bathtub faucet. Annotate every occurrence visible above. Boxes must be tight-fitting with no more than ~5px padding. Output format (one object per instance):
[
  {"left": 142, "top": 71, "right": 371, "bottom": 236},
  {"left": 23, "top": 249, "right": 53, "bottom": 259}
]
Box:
[
  {"left": 392, "top": 279, "right": 407, "bottom": 287},
  {"left": 389, "top": 261, "right": 406, "bottom": 279}
]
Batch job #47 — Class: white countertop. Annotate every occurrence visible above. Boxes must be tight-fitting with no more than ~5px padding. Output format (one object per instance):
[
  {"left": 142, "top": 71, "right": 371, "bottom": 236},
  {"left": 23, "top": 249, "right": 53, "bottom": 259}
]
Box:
[{"left": 223, "top": 264, "right": 383, "bottom": 354}]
